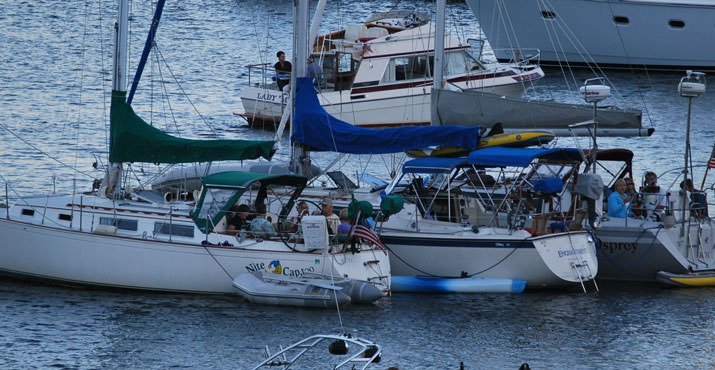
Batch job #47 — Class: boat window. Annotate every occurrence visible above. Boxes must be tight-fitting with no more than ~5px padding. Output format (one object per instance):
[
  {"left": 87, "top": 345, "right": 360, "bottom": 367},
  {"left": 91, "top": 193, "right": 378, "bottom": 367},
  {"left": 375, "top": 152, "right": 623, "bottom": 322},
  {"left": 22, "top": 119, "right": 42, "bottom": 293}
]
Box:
[
  {"left": 445, "top": 51, "right": 468, "bottom": 77},
  {"left": 21, "top": 208, "right": 35, "bottom": 216},
  {"left": 58, "top": 214, "right": 72, "bottom": 221},
  {"left": 154, "top": 222, "right": 195, "bottom": 238},
  {"left": 338, "top": 53, "right": 352, "bottom": 73},
  {"left": 669, "top": 20, "right": 685, "bottom": 29},
  {"left": 100, "top": 217, "right": 138, "bottom": 231},
  {"left": 381, "top": 55, "right": 431, "bottom": 83},
  {"left": 613, "top": 16, "right": 629, "bottom": 25},
  {"left": 541, "top": 10, "right": 556, "bottom": 20}
]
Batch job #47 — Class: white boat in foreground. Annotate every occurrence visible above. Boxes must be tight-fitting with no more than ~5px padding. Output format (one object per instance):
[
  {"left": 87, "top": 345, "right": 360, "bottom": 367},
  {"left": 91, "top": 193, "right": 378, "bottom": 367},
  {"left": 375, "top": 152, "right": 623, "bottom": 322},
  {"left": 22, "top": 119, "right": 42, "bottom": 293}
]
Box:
[
  {"left": 0, "top": 0, "right": 391, "bottom": 295},
  {"left": 240, "top": 12, "right": 543, "bottom": 129},
  {"left": 467, "top": 0, "right": 715, "bottom": 69},
  {"left": 378, "top": 147, "right": 600, "bottom": 289}
]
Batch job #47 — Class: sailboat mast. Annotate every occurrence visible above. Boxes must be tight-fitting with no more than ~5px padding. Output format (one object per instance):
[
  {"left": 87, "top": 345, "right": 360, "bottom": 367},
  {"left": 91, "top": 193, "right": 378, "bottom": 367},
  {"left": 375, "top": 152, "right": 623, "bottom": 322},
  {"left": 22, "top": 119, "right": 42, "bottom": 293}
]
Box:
[
  {"left": 108, "top": 0, "right": 129, "bottom": 197},
  {"left": 290, "top": 0, "right": 311, "bottom": 177}
]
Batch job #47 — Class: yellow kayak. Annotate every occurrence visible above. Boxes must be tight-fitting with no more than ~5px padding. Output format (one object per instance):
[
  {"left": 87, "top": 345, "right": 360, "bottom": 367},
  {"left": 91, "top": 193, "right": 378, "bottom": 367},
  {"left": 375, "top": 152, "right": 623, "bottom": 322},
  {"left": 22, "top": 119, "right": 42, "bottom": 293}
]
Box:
[
  {"left": 407, "top": 131, "right": 555, "bottom": 158},
  {"left": 656, "top": 270, "right": 715, "bottom": 287}
]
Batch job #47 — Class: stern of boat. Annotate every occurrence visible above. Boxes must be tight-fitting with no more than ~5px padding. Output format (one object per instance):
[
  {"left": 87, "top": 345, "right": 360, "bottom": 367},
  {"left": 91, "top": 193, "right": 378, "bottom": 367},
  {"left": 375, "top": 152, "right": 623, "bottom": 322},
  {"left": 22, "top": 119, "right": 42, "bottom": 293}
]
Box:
[
  {"left": 530, "top": 231, "right": 598, "bottom": 285},
  {"left": 330, "top": 247, "right": 391, "bottom": 295}
]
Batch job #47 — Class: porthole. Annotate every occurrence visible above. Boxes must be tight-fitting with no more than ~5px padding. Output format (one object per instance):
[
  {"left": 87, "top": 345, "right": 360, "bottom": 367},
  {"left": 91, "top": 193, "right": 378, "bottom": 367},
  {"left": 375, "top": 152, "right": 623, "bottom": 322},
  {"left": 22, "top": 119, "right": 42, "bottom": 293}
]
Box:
[
  {"left": 613, "top": 16, "right": 629, "bottom": 25},
  {"left": 541, "top": 10, "right": 556, "bottom": 19},
  {"left": 669, "top": 20, "right": 685, "bottom": 28},
  {"left": 58, "top": 214, "right": 72, "bottom": 221},
  {"left": 21, "top": 209, "right": 35, "bottom": 216}
]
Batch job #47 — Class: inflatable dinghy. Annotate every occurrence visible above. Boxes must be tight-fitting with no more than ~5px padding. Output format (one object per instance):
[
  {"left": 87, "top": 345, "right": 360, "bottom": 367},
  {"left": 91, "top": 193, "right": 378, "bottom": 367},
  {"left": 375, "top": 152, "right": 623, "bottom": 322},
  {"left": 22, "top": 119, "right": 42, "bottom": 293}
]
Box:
[
  {"left": 656, "top": 270, "right": 715, "bottom": 287},
  {"left": 407, "top": 131, "right": 554, "bottom": 158}
]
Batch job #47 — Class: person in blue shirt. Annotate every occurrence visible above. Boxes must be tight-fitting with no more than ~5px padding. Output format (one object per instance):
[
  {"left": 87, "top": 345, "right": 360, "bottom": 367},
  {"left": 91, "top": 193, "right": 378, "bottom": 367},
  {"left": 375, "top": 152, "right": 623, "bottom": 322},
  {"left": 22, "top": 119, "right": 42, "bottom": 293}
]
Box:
[
  {"left": 608, "top": 178, "right": 633, "bottom": 218},
  {"left": 250, "top": 203, "right": 276, "bottom": 238},
  {"left": 305, "top": 56, "right": 322, "bottom": 86}
]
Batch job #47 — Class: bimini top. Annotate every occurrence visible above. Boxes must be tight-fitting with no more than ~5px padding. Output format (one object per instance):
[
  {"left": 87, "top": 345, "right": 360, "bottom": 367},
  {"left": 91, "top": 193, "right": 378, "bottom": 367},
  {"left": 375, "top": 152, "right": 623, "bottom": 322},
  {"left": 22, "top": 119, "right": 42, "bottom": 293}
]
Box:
[
  {"left": 402, "top": 147, "right": 581, "bottom": 173},
  {"left": 466, "top": 147, "right": 581, "bottom": 167},
  {"left": 291, "top": 77, "right": 481, "bottom": 154},
  {"left": 191, "top": 171, "right": 306, "bottom": 233}
]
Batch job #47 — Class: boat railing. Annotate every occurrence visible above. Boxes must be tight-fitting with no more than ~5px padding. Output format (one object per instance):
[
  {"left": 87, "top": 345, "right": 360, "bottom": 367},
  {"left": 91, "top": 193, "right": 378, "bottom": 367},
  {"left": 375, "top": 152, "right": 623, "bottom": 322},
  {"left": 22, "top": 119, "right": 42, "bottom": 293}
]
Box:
[
  {"left": 490, "top": 48, "right": 541, "bottom": 67},
  {"left": 246, "top": 63, "right": 288, "bottom": 90},
  {"left": 253, "top": 333, "right": 381, "bottom": 370}
]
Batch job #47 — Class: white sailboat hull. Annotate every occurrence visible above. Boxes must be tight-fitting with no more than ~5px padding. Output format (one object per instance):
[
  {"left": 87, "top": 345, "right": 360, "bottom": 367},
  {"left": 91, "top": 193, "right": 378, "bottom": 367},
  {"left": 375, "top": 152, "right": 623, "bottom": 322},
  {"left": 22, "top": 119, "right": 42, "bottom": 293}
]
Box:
[
  {"left": 468, "top": 0, "right": 715, "bottom": 68},
  {"left": 595, "top": 217, "right": 715, "bottom": 281},
  {"left": 380, "top": 228, "right": 597, "bottom": 288},
  {"left": 0, "top": 211, "right": 390, "bottom": 294}
]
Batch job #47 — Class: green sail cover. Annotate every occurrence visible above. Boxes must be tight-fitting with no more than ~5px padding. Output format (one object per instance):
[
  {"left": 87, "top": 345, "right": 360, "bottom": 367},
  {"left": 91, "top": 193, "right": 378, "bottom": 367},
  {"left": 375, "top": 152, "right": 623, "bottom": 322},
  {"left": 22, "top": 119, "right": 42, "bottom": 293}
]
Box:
[
  {"left": 190, "top": 171, "right": 307, "bottom": 233},
  {"left": 109, "top": 90, "right": 274, "bottom": 163}
]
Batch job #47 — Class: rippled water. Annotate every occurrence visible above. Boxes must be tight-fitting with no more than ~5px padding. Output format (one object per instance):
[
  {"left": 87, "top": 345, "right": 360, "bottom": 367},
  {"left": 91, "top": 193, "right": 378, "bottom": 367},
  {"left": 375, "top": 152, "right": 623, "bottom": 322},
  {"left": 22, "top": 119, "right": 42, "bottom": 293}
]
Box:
[{"left": 1, "top": 0, "right": 714, "bottom": 368}]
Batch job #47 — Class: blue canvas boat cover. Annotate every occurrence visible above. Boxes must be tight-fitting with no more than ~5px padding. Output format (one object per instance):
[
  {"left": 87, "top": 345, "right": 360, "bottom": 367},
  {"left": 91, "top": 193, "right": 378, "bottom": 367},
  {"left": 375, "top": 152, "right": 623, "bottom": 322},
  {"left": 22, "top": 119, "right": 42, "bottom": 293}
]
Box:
[
  {"left": 291, "top": 78, "right": 481, "bottom": 154},
  {"left": 402, "top": 157, "right": 467, "bottom": 174},
  {"left": 467, "top": 147, "right": 580, "bottom": 167}
]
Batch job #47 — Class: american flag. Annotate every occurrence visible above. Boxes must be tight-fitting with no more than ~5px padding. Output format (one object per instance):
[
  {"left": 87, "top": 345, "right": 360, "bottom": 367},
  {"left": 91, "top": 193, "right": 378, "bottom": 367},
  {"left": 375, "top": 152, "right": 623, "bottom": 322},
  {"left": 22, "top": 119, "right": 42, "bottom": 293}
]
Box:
[
  {"left": 352, "top": 224, "right": 385, "bottom": 249},
  {"left": 709, "top": 143, "right": 715, "bottom": 169}
]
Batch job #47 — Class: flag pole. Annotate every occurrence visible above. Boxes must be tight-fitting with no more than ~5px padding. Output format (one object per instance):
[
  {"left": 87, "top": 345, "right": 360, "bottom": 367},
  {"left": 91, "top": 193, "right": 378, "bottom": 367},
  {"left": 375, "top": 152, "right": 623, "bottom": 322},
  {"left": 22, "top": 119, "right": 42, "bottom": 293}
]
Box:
[{"left": 701, "top": 142, "right": 715, "bottom": 190}]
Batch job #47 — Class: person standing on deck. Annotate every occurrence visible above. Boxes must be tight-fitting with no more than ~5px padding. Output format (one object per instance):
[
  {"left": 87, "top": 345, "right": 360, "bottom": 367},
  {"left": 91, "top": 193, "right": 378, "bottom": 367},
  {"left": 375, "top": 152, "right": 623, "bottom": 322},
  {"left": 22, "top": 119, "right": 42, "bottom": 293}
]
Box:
[{"left": 274, "top": 51, "right": 292, "bottom": 91}]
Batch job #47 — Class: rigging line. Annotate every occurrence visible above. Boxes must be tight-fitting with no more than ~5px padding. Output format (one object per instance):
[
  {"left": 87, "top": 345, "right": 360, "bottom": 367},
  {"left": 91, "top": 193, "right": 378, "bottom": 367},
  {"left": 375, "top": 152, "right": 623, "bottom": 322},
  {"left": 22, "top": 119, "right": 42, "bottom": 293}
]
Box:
[
  {"left": 535, "top": 0, "right": 576, "bottom": 94},
  {"left": 0, "top": 123, "right": 95, "bottom": 179},
  {"left": 99, "top": 0, "right": 109, "bottom": 153},
  {"left": 154, "top": 50, "right": 181, "bottom": 135},
  {"left": 72, "top": 0, "right": 93, "bottom": 200},
  {"left": 605, "top": 2, "right": 654, "bottom": 126},
  {"left": 152, "top": 44, "right": 219, "bottom": 136}
]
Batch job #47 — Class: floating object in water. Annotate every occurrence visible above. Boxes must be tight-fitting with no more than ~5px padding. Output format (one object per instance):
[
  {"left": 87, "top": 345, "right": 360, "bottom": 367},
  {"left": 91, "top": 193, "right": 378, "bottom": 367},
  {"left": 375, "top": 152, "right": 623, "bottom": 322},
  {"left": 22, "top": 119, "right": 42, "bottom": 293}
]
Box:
[
  {"left": 391, "top": 275, "right": 526, "bottom": 293},
  {"left": 232, "top": 272, "right": 350, "bottom": 308},
  {"left": 407, "top": 131, "right": 555, "bottom": 158},
  {"left": 655, "top": 270, "right": 715, "bottom": 287},
  {"left": 254, "top": 333, "right": 382, "bottom": 369}
]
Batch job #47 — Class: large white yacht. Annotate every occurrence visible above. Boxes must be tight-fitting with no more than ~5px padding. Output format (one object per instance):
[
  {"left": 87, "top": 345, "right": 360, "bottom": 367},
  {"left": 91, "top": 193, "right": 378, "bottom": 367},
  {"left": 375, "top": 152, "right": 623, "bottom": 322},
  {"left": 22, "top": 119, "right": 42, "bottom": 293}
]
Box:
[
  {"left": 467, "top": 0, "right": 715, "bottom": 69},
  {"left": 239, "top": 12, "right": 544, "bottom": 129}
]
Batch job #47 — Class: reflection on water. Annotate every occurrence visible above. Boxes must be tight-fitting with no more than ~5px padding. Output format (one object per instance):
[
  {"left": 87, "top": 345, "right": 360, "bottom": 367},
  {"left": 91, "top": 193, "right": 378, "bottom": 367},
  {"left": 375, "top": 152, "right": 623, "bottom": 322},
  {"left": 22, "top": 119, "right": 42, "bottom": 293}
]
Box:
[
  {"left": 1, "top": 278, "right": 713, "bottom": 369},
  {"left": 1, "top": 0, "right": 715, "bottom": 368}
]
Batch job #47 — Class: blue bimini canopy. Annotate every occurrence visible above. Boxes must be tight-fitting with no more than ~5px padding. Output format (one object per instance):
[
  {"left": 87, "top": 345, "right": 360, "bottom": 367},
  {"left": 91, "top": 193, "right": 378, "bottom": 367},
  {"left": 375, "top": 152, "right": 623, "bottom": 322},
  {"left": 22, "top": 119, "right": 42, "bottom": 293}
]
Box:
[
  {"left": 291, "top": 77, "right": 481, "bottom": 154},
  {"left": 467, "top": 147, "right": 581, "bottom": 167},
  {"left": 402, "top": 157, "right": 467, "bottom": 174}
]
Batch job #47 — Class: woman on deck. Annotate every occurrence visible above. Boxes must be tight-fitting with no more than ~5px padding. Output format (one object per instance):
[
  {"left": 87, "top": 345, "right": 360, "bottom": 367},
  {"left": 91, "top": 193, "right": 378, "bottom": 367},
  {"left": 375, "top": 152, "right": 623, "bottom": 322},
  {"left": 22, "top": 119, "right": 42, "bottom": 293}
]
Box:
[{"left": 607, "top": 178, "right": 633, "bottom": 218}]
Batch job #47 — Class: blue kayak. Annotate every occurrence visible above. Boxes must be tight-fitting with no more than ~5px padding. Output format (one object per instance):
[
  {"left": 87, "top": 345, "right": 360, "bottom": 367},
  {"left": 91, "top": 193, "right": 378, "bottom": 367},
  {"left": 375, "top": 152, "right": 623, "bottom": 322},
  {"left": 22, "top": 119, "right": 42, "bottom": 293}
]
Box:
[{"left": 391, "top": 276, "right": 526, "bottom": 294}]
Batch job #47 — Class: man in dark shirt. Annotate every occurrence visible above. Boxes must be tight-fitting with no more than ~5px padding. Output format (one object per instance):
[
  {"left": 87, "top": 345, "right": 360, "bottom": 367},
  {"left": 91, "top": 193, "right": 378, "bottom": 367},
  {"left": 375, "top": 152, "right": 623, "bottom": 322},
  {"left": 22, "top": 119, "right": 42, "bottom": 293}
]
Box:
[
  {"left": 274, "top": 51, "right": 292, "bottom": 91},
  {"left": 227, "top": 204, "right": 250, "bottom": 233}
]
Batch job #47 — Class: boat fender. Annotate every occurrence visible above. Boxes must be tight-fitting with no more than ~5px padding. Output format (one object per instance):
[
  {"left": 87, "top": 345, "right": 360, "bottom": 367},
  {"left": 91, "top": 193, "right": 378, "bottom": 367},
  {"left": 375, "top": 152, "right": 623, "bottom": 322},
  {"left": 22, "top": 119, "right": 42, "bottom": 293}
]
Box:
[
  {"left": 328, "top": 339, "right": 349, "bottom": 355},
  {"left": 663, "top": 214, "right": 676, "bottom": 228}
]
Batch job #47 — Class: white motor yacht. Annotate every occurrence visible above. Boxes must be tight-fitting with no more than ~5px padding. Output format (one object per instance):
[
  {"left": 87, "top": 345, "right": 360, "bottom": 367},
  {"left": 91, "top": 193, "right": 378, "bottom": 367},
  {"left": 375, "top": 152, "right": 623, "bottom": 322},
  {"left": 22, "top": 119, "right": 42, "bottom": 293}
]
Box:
[{"left": 239, "top": 12, "right": 543, "bottom": 129}]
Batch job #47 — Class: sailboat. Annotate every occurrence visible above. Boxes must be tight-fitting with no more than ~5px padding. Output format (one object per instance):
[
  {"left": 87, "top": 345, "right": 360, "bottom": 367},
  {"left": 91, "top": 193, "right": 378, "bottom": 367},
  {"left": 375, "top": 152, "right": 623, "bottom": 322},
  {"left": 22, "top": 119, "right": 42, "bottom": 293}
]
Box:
[{"left": 0, "top": 0, "right": 391, "bottom": 294}]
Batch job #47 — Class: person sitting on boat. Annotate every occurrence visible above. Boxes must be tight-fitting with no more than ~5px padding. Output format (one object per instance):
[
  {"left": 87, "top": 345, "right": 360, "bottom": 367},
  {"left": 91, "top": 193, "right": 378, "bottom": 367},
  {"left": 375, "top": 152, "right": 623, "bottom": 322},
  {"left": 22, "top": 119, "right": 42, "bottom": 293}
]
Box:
[
  {"left": 337, "top": 208, "right": 352, "bottom": 235},
  {"left": 624, "top": 177, "right": 644, "bottom": 218},
  {"left": 249, "top": 203, "right": 276, "bottom": 238},
  {"left": 316, "top": 197, "right": 340, "bottom": 234},
  {"left": 227, "top": 204, "right": 250, "bottom": 233},
  {"left": 274, "top": 51, "right": 292, "bottom": 91},
  {"left": 640, "top": 171, "right": 667, "bottom": 218},
  {"left": 680, "top": 178, "right": 708, "bottom": 218},
  {"left": 607, "top": 178, "right": 633, "bottom": 218},
  {"left": 305, "top": 56, "right": 322, "bottom": 87},
  {"left": 285, "top": 201, "right": 309, "bottom": 232}
]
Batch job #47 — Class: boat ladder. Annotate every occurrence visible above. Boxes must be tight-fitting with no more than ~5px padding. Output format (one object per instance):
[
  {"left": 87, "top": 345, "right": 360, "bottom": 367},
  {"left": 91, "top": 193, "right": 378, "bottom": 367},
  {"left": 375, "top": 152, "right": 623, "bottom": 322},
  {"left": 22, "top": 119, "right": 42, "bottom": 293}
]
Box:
[{"left": 571, "top": 260, "right": 599, "bottom": 294}]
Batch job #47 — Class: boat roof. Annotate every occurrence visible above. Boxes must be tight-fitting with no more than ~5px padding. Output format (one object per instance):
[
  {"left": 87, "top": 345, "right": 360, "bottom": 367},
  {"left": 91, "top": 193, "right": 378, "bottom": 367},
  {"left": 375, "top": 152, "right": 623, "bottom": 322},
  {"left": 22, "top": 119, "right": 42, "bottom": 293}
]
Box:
[
  {"left": 402, "top": 147, "right": 581, "bottom": 173},
  {"left": 362, "top": 23, "right": 467, "bottom": 58},
  {"left": 202, "top": 171, "right": 306, "bottom": 189}
]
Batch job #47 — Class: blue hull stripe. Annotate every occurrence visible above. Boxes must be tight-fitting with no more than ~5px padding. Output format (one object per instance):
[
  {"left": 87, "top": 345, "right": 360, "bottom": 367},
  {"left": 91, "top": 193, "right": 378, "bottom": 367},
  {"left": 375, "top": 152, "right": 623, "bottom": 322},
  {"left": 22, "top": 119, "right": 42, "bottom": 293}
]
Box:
[{"left": 380, "top": 235, "right": 534, "bottom": 249}]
